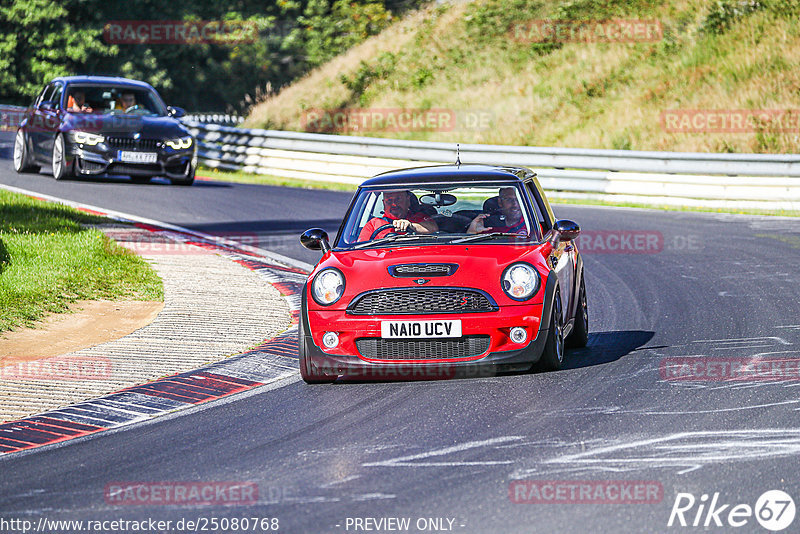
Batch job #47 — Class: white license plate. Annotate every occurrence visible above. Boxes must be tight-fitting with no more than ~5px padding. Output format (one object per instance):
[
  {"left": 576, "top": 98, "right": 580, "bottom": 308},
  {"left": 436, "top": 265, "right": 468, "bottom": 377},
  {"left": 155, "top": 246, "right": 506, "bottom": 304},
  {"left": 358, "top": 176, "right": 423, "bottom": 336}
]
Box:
[
  {"left": 381, "top": 320, "right": 462, "bottom": 339},
  {"left": 118, "top": 151, "right": 157, "bottom": 163}
]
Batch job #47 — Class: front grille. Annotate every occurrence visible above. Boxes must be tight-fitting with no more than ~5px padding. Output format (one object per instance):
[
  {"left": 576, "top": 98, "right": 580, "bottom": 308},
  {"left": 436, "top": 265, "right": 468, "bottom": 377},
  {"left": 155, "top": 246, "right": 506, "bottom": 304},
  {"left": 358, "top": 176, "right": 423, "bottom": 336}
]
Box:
[
  {"left": 107, "top": 163, "right": 161, "bottom": 175},
  {"left": 106, "top": 137, "right": 161, "bottom": 150},
  {"left": 78, "top": 159, "right": 105, "bottom": 172},
  {"left": 390, "top": 263, "right": 457, "bottom": 277},
  {"left": 347, "top": 288, "right": 497, "bottom": 315},
  {"left": 356, "top": 336, "right": 490, "bottom": 360}
]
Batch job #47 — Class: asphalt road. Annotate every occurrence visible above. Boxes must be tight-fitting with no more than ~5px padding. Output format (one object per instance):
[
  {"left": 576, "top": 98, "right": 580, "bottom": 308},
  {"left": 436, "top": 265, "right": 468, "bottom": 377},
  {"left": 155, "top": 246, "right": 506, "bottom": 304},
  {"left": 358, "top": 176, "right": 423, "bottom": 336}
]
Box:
[{"left": 2, "top": 139, "right": 800, "bottom": 533}]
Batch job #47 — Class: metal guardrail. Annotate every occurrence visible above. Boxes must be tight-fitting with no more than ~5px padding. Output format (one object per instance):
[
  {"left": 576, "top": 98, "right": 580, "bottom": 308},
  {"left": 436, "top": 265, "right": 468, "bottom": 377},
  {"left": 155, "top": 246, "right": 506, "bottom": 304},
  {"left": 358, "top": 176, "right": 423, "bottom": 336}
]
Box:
[
  {"left": 185, "top": 121, "right": 800, "bottom": 207},
  {"left": 182, "top": 113, "right": 243, "bottom": 126},
  {"left": 4, "top": 102, "right": 798, "bottom": 207}
]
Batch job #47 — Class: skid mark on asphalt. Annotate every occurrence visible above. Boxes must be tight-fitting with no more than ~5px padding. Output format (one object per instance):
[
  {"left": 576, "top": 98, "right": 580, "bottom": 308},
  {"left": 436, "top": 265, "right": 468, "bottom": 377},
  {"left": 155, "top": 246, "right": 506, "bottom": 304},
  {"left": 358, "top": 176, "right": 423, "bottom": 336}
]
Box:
[
  {"left": 362, "top": 436, "right": 525, "bottom": 467},
  {"left": 357, "top": 430, "right": 800, "bottom": 477}
]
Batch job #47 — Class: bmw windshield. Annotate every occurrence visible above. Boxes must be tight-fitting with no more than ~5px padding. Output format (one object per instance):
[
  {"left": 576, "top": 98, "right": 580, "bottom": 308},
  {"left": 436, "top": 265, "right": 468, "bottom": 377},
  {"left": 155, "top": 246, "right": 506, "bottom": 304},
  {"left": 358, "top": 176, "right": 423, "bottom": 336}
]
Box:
[
  {"left": 335, "top": 184, "right": 544, "bottom": 249},
  {"left": 63, "top": 85, "right": 167, "bottom": 117}
]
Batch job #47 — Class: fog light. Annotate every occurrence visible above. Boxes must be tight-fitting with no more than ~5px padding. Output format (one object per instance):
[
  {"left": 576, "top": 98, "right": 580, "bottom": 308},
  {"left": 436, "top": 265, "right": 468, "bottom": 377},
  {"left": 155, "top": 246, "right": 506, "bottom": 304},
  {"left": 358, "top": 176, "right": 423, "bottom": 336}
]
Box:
[
  {"left": 510, "top": 327, "right": 527, "bottom": 344},
  {"left": 322, "top": 332, "right": 339, "bottom": 349}
]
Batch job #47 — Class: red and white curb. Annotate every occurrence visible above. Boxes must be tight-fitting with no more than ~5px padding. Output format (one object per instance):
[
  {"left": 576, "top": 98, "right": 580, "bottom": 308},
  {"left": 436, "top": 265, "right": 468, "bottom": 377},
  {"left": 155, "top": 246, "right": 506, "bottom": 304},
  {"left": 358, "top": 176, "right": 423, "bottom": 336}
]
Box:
[{"left": 0, "top": 184, "right": 310, "bottom": 455}]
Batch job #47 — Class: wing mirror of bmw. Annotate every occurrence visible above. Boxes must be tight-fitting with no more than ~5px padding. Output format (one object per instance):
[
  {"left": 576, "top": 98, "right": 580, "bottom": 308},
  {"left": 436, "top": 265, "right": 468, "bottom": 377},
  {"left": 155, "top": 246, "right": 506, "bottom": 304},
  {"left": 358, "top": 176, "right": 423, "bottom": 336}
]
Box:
[
  {"left": 301, "top": 228, "right": 332, "bottom": 253},
  {"left": 554, "top": 219, "right": 581, "bottom": 241},
  {"left": 167, "top": 106, "right": 186, "bottom": 118}
]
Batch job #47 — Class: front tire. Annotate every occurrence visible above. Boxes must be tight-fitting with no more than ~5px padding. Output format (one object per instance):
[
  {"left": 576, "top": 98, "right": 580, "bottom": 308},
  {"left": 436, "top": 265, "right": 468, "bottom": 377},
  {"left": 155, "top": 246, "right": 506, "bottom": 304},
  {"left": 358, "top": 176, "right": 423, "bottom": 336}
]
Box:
[
  {"left": 52, "top": 134, "right": 72, "bottom": 180},
  {"left": 538, "top": 291, "right": 565, "bottom": 371},
  {"left": 566, "top": 274, "right": 588, "bottom": 348},
  {"left": 13, "top": 130, "right": 39, "bottom": 173}
]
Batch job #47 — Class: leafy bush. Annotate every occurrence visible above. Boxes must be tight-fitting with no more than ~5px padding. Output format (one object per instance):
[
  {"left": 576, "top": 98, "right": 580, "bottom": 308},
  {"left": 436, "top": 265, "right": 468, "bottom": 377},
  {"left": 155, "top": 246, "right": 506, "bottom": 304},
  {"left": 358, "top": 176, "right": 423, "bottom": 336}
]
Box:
[
  {"left": 287, "top": 0, "right": 394, "bottom": 68},
  {"left": 340, "top": 51, "right": 398, "bottom": 104},
  {"left": 700, "top": 1, "right": 764, "bottom": 35}
]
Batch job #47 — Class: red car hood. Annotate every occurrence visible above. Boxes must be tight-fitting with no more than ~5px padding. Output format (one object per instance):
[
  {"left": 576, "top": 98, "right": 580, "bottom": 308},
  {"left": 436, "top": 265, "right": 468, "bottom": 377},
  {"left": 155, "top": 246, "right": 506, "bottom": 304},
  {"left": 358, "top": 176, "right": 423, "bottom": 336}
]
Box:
[{"left": 308, "top": 243, "right": 553, "bottom": 310}]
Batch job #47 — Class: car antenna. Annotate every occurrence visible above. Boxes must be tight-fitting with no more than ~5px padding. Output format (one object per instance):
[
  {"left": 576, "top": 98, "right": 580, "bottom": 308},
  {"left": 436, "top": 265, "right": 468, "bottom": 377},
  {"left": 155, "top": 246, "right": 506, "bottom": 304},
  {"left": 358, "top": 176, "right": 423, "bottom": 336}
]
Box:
[{"left": 455, "top": 144, "right": 461, "bottom": 166}]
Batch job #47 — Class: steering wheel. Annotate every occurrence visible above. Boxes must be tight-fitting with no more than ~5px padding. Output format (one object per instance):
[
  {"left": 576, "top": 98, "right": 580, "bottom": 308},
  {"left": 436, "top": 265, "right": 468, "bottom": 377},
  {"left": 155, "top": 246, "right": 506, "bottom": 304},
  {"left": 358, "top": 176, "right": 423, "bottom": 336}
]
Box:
[{"left": 369, "top": 223, "right": 417, "bottom": 240}]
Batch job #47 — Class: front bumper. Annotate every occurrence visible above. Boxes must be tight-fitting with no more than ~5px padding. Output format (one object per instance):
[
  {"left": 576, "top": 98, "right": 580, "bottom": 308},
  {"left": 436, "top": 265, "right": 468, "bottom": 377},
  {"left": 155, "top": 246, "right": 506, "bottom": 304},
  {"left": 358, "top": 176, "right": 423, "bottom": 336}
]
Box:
[
  {"left": 66, "top": 141, "right": 196, "bottom": 179},
  {"left": 300, "top": 274, "right": 558, "bottom": 379}
]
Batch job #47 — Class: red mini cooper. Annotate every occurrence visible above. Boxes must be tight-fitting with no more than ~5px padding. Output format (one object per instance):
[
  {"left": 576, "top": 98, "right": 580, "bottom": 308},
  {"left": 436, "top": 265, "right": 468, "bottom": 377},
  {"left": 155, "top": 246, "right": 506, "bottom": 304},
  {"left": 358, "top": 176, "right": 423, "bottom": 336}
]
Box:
[{"left": 299, "top": 164, "right": 588, "bottom": 383}]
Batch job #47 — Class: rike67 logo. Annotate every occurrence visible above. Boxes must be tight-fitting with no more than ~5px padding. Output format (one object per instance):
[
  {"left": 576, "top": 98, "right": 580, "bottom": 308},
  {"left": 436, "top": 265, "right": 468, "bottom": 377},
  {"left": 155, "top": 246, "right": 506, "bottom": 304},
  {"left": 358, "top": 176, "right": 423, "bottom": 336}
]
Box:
[{"left": 668, "top": 490, "right": 796, "bottom": 531}]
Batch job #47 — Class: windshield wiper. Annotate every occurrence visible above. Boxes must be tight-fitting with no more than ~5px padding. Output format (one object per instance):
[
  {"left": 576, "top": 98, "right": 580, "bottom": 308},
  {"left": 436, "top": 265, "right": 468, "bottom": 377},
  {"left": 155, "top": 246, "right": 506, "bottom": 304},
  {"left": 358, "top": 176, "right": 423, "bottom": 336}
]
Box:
[
  {"left": 352, "top": 233, "right": 428, "bottom": 249},
  {"left": 451, "top": 232, "right": 522, "bottom": 244}
]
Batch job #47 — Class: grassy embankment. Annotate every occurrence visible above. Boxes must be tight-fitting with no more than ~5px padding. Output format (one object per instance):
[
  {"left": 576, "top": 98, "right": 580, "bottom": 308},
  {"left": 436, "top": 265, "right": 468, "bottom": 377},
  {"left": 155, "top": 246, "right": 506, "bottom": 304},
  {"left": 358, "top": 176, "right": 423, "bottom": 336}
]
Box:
[
  {"left": 246, "top": 0, "right": 800, "bottom": 152},
  {"left": 201, "top": 0, "right": 800, "bottom": 216},
  {"left": 0, "top": 190, "right": 163, "bottom": 332}
]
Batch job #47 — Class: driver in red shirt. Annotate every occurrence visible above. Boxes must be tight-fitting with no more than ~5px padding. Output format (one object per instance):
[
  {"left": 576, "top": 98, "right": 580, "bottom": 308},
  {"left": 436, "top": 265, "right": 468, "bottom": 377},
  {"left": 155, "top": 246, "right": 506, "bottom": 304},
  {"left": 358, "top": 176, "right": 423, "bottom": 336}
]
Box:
[{"left": 358, "top": 190, "right": 438, "bottom": 241}]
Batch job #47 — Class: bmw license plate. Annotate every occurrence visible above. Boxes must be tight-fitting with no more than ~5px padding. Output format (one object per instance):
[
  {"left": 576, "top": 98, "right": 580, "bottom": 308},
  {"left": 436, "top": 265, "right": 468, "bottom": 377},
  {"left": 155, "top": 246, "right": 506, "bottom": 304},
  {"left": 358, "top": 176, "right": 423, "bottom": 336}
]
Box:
[
  {"left": 381, "top": 320, "right": 462, "bottom": 339},
  {"left": 118, "top": 151, "right": 157, "bottom": 164}
]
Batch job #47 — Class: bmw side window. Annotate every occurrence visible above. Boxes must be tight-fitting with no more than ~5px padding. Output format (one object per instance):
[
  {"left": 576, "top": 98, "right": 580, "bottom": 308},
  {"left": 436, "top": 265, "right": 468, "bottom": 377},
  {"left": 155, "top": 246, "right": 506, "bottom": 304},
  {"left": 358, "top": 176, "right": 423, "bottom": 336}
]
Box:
[
  {"left": 39, "top": 84, "right": 54, "bottom": 106},
  {"left": 51, "top": 84, "right": 63, "bottom": 110}
]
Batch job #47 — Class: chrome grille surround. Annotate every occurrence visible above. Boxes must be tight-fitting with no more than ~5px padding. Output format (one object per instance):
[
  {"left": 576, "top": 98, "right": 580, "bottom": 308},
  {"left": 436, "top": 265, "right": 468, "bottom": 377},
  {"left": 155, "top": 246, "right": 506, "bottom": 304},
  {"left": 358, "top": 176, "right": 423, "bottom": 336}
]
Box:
[{"left": 347, "top": 287, "right": 498, "bottom": 315}]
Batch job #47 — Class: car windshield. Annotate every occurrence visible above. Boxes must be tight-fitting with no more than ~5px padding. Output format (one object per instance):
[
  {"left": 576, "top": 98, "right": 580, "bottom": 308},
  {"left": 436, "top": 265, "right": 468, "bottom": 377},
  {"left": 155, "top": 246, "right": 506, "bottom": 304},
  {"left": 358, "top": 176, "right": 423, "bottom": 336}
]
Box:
[
  {"left": 64, "top": 85, "right": 167, "bottom": 117},
  {"left": 336, "top": 184, "right": 543, "bottom": 249}
]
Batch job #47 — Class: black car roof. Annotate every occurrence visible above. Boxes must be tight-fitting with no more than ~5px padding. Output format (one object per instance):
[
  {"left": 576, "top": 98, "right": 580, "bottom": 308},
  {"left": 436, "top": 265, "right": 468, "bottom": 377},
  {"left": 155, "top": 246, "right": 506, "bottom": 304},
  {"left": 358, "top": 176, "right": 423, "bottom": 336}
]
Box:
[
  {"left": 361, "top": 164, "right": 535, "bottom": 187},
  {"left": 51, "top": 76, "right": 156, "bottom": 90}
]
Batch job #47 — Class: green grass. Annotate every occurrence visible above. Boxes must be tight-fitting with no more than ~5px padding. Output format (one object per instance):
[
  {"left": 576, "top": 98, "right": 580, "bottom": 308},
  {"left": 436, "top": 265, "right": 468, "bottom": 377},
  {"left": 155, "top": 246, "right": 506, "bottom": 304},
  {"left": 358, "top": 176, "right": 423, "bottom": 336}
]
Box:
[
  {"left": 548, "top": 196, "right": 800, "bottom": 217},
  {"left": 198, "top": 166, "right": 358, "bottom": 191},
  {"left": 0, "top": 190, "right": 163, "bottom": 333}
]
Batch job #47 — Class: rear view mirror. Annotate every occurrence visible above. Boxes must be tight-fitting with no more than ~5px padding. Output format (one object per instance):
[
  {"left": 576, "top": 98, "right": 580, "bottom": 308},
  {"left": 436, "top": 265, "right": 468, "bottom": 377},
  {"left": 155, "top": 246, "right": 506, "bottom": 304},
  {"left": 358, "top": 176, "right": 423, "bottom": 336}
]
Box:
[
  {"left": 420, "top": 193, "right": 457, "bottom": 206},
  {"left": 554, "top": 219, "right": 581, "bottom": 241},
  {"left": 301, "top": 228, "right": 331, "bottom": 253}
]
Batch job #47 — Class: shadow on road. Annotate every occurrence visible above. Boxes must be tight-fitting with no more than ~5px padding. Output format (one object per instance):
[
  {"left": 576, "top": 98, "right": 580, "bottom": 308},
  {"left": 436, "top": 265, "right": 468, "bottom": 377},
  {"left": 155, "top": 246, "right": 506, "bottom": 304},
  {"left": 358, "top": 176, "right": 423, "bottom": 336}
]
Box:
[
  {"left": 563, "top": 329, "right": 655, "bottom": 370},
  {"left": 188, "top": 219, "right": 344, "bottom": 235}
]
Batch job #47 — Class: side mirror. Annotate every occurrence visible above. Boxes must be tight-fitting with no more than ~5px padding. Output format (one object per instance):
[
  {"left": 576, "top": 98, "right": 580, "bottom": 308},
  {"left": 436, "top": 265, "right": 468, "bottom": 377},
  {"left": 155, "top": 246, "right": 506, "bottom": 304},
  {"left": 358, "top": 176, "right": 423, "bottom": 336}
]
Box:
[
  {"left": 301, "top": 228, "right": 331, "bottom": 253},
  {"left": 554, "top": 219, "right": 581, "bottom": 242},
  {"left": 39, "top": 101, "right": 57, "bottom": 112},
  {"left": 167, "top": 106, "right": 186, "bottom": 118}
]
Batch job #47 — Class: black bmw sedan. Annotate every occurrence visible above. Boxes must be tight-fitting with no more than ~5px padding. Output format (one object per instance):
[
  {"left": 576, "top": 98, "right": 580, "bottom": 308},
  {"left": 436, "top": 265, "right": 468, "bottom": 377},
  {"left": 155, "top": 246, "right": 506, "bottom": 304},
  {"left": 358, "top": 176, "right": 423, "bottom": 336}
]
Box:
[{"left": 12, "top": 76, "right": 197, "bottom": 185}]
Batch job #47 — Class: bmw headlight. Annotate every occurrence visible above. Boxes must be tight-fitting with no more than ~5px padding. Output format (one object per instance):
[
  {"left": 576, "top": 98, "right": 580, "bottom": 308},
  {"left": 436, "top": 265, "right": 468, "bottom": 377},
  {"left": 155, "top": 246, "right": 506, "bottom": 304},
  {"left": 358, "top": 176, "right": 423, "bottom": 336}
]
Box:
[
  {"left": 501, "top": 262, "right": 540, "bottom": 301},
  {"left": 71, "top": 131, "right": 105, "bottom": 146},
  {"left": 165, "top": 136, "right": 193, "bottom": 150},
  {"left": 311, "top": 268, "right": 345, "bottom": 306}
]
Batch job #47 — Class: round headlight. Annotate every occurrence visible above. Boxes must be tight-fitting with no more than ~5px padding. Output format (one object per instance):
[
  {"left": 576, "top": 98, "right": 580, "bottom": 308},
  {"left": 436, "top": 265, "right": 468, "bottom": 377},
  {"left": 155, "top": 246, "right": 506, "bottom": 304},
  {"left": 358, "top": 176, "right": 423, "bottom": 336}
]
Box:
[
  {"left": 501, "top": 262, "right": 540, "bottom": 301},
  {"left": 311, "top": 268, "right": 345, "bottom": 306}
]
